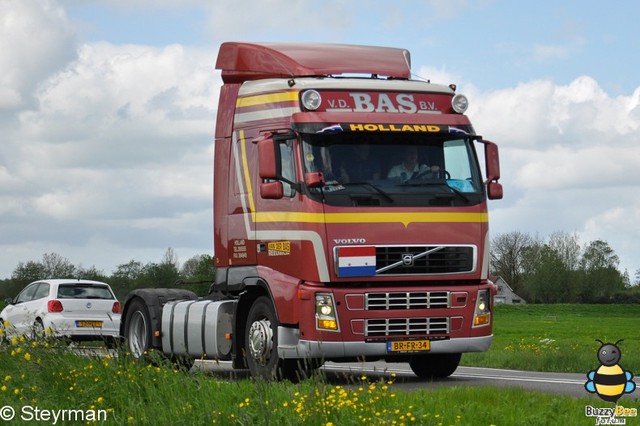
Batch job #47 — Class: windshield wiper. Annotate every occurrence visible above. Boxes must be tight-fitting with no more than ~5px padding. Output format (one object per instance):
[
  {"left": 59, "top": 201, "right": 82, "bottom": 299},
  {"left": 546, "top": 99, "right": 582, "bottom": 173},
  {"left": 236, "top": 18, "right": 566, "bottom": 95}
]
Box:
[
  {"left": 341, "top": 182, "right": 394, "bottom": 203},
  {"left": 399, "top": 181, "right": 470, "bottom": 202}
]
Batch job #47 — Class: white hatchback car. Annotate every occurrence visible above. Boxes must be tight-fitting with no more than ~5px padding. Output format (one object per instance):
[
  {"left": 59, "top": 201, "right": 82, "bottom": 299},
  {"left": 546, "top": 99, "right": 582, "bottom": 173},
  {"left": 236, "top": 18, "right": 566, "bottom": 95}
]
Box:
[{"left": 0, "top": 279, "right": 121, "bottom": 346}]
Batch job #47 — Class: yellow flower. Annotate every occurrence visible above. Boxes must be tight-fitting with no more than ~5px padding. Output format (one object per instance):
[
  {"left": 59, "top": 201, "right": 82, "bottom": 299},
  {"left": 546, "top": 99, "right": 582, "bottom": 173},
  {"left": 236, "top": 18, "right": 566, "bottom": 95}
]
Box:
[
  {"left": 24, "top": 352, "right": 31, "bottom": 362},
  {"left": 1, "top": 385, "right": 7, "bottom": 392}
]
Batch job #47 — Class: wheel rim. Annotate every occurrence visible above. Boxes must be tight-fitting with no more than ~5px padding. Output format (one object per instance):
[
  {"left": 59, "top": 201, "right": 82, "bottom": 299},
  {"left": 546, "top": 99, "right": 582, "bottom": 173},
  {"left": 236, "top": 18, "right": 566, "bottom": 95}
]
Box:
[
  {"left": 128, "top": 311, "right": 148, "bottom": 358},
  {"left": 247, "top": 317, "right": 273, "bottom": 366}
]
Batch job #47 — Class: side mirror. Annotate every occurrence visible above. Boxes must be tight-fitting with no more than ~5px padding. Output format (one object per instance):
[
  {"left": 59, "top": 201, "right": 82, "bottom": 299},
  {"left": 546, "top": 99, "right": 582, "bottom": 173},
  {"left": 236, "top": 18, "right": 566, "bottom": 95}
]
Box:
[
  {"left": 483, "top": 141, "right": 500, "bottom": 181},
  {"left": 258, "top": 138, "right": 279, "bottom": 179},
  {"left": 487, "top": 181, "right": 503, "bottom": 200},
  {"left": 479, "top": 140, "right": 503, "bottom": 200},
  {"left": 260, "top": 181, "right": 284, "bottom": 199}
]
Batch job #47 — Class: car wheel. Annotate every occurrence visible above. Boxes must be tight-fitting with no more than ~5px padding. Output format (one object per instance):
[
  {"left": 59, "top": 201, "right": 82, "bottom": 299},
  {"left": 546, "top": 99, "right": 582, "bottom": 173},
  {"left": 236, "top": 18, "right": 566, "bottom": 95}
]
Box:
[
  {"left": 124, "top": 298, "right": 152, "bottom": 359},
  {"left": 245, "top": 296, "right": 287, "bottom": 380},
  {"left": 31, "top": 319, "right": 45, "bottom": 340},
  {"left": 409, "top": 353, "right": 461, "bottom": 379}
]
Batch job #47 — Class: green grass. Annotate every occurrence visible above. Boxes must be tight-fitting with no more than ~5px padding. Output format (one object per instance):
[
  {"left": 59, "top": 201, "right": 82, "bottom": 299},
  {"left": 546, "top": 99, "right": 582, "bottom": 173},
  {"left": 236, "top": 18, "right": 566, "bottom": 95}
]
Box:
[
  {"left": 1, "top": 304, "right": 638, "bottom": 425},
  {"left": 464, "top": 304, "right": 640, "bottom": 373}
]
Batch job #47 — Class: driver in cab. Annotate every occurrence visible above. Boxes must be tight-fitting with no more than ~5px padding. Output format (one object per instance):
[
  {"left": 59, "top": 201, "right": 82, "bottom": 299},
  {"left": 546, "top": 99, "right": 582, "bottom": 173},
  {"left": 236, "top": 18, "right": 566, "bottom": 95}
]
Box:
[{"left": 387, "top": 145, "right": 439, "bottom": 180}]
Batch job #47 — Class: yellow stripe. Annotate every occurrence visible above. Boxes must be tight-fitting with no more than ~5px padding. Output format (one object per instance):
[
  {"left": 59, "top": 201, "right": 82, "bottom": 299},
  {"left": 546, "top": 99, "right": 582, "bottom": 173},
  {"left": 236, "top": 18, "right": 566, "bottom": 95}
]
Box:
[
  {"left": 255, "top": 211, "right": 487, "bottom": 227},
  {"left": 239, "top": 130, "right": 256, "bottom": 217},
  {"left": 236, "top": 91, "right": 298, "bottom": 107}
]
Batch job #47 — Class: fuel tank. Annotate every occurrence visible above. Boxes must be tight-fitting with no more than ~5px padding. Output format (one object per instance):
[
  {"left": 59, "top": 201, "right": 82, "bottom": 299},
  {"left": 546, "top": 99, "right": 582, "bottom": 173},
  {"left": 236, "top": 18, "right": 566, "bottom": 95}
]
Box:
[{"left": 161, "top": 299, "right": 234, "bottom": 359}]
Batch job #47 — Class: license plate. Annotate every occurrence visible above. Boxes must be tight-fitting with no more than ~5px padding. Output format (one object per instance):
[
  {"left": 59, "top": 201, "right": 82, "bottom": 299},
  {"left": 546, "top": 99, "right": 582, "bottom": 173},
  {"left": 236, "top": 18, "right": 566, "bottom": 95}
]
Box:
[
  {"left": 387, "top": 339, "right": 430, "bottom": 352},
  {"left": 76, "top": 320, "right": 103, "bottom": 328}
]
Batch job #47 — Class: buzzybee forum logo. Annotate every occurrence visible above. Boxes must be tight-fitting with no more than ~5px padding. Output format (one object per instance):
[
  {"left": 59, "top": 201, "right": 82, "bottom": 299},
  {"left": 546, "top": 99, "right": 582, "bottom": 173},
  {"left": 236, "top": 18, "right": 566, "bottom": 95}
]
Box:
[
  {"left": 585, "top": 339, "right": 636, "bottom": 402},
  {"left": 584, "top": 339, "right": 637, "bottom": 424}
]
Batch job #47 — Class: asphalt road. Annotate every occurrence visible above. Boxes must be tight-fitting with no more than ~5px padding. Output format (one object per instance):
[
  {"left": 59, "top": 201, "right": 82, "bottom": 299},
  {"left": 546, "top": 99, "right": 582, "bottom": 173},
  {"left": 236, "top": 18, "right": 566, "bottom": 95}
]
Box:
[{"left": 193, "top": 359, "right": 640, "bottom": 401}]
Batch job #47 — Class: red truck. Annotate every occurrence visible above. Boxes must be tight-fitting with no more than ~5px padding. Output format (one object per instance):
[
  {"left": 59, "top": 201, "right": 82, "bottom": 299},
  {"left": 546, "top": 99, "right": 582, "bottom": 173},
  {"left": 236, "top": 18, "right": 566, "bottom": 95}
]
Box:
[{"left": 120, "top": 42, "right": 503, "bottom": 380}]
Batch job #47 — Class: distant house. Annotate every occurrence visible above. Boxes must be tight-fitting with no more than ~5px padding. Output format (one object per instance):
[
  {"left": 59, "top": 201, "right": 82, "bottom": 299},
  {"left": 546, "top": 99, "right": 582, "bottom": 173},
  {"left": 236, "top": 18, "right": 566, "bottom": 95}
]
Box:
[{"left": 491, "top": 276, "right": 526, "bottom": 304}]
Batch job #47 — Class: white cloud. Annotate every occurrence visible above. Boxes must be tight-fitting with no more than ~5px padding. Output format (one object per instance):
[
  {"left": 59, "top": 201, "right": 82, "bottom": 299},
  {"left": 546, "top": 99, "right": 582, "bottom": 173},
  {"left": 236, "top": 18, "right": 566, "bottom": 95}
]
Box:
[
  {"left": 0, "top": 0, "right": 76, "bottom": 109},
  {"left": 0, "top": 38, "right": 218, "bottom": 276},
  {"left": 470, "top": 76, "right": 640, "bottom": 272}
]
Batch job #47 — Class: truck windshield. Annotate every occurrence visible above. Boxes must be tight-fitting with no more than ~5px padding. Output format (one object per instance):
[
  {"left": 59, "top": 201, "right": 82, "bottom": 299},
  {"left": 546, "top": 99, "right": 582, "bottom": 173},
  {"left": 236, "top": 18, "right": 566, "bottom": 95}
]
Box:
[{"left": 300, "top": 131, "right": 484, "bottom": 207}]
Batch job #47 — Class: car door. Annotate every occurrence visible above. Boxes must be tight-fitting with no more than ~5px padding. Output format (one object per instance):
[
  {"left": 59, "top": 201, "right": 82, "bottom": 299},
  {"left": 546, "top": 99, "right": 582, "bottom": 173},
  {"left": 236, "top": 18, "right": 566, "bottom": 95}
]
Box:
[{"left": 4, "top": 282, "right": 40, "bottom": 334}]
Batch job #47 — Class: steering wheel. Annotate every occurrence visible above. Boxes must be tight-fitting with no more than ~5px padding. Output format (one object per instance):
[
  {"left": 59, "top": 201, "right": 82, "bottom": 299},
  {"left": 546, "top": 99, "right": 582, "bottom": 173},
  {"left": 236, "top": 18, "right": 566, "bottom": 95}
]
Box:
[{"left": 413, "top": 168, "right": 450, "bottom": 180}]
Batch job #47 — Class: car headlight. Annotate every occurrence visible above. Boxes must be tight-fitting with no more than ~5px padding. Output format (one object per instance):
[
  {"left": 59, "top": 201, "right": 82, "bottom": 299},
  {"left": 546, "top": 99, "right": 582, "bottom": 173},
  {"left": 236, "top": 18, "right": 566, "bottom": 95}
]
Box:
[
  {"left": 473, "top": 289, "right": 491, "bottom": 327},
  {"left": 315, "top": 293, "right": 339, "bottom": 331}
]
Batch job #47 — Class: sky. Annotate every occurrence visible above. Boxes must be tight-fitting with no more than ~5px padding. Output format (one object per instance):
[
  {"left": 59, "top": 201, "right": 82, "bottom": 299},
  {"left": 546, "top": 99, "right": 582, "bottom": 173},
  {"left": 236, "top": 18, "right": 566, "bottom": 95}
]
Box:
[{"left": 1, "top": 0, "right": 639, "bottom": 279}]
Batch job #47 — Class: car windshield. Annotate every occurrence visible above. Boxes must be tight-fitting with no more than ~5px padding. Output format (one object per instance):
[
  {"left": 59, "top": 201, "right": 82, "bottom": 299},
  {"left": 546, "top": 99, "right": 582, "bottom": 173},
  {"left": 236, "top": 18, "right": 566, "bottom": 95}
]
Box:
[
  {"left": 300, "top": 130, "right": 484, "bottom": 207},
  {"left": 57, "top": 284, "right": 114, "bottom": 300}
]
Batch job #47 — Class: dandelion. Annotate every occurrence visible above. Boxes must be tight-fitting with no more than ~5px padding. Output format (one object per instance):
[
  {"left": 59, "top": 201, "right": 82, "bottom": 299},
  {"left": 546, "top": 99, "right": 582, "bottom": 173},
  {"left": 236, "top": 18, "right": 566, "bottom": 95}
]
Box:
[
  {"left": 1, "top": 385, "right": 6, "bottom": 392},
  {"left": 24, "top": 352, "right": 31, "bottom": 362}
]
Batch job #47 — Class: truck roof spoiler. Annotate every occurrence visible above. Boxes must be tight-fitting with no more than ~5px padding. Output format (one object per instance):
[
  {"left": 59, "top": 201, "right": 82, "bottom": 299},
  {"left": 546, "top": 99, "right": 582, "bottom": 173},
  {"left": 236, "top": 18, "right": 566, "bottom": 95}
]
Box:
[{"left": 216, "top": 42, "right": 412, "bottom": 83}]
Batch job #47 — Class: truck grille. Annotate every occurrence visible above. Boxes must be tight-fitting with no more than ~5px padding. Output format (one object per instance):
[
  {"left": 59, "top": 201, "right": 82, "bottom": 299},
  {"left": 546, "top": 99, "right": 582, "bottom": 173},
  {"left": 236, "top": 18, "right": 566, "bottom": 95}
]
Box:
[
  {"left": 376, "top": 245, "right": 474, "bottom": 275},
  {"left": 366, "top": 291, "right": 449, "bottom": 310},
  {"left": 365, "top": 317, "right": 449, "bottom": 337}
]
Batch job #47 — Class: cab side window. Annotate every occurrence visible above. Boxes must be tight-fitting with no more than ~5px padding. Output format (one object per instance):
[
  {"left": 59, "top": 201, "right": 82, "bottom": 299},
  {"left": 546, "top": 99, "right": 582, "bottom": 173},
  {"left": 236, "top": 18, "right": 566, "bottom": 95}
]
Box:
[
  {"left": 15, "top": 283, "right": 39, "bottom": 304},
  {"left": 33, "top": 283, "right": 50, "bottom": 300},
  {"left": 278, "top": 139, "right": 296, "bottom": 198}
]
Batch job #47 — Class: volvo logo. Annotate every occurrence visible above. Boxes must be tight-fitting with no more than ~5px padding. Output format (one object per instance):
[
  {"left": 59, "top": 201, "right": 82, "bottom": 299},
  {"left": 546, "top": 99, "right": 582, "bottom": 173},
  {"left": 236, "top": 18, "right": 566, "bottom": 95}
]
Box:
[
  {"left": 333, "top": 238, "right": 366, "bottom": 245},
  {"left": 402, "top": 254, "right": 414, "bottom": 266}
]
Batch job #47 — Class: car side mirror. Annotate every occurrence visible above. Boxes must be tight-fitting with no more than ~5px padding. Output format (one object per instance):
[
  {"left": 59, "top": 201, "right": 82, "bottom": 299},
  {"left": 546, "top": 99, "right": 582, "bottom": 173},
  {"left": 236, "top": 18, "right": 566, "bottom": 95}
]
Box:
[
  {"left": 487, "top": 181, "right": 503, "bottom": 200},
  {"left": 479, "top": 140, "right": 503, "bottom": 200},
  {"left": 260, "top": 181, "right": 284, "bottom": 199},
  {"left": 257, "top": 138, "right": 279, "bottom": 180}
]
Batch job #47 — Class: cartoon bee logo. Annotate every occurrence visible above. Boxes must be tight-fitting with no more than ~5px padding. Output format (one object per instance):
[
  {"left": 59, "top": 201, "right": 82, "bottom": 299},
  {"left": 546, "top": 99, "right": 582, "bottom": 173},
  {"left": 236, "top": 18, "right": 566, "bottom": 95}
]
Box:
[{"left": 585, "top": 339, "right": 636, "bottom": 403}]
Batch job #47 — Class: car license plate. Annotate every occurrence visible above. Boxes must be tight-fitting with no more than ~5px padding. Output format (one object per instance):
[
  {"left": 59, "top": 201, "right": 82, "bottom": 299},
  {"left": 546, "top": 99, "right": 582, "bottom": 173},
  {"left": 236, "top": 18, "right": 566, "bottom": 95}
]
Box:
[
  {"left": 387, "top": 339, "right": 430, "bottom": 352},
  {"left": 76, "top": 320, "right": 103, "bottom": 328}
]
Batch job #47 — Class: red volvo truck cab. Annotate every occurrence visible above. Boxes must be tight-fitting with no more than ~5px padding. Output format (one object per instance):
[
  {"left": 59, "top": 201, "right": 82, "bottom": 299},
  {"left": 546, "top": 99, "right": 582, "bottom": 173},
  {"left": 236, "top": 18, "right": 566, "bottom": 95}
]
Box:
[{"left": 120, "top": 42, "right": 503, "bottom": 380}]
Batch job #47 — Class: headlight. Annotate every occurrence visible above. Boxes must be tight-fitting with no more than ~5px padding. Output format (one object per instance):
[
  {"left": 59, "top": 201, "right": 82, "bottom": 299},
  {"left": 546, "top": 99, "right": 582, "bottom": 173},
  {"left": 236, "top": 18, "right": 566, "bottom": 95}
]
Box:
[
  {"left": 301, "top": 90, "right": 322, "bottom": 111},
  {"left": 315, "top": 293, "right": 339, "bottom": 331},
  {"left": 473, "top": 289, "right": 491, "bottom": 327},
  {"left": 451, "top": 93, "right": 469, "bottom": 114}
]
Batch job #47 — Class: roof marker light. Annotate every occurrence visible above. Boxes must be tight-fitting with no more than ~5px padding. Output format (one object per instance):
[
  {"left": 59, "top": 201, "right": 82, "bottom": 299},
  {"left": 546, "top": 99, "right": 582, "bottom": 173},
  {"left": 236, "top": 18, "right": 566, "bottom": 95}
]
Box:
[
  {"left": 452, "top": 94, "right": 469, "bottom": 114},
  {"left": 301, "top": 90, "right": 322, "bottom": 111}
]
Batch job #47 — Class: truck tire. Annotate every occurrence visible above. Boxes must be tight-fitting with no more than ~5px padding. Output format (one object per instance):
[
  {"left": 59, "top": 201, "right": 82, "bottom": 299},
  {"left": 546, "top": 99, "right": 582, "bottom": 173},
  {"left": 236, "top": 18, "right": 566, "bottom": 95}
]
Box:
[
  {"left": 124, "top": 298, "right": 152, "bottom": 359},
  {"left": 245, "top": 296, "right": 286, "bottom": 380},
  {"left": 409, "top": 353, "right": 461, "bottom": 379}
]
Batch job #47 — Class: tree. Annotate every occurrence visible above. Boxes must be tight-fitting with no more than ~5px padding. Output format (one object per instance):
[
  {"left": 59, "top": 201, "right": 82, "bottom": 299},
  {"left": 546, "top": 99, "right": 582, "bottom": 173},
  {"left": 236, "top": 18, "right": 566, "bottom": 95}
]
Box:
[
  {"left": 490, "top": 231, "right": 538, "bottom": 295},
  {"left": 180, "top": 254, "right": 216, "bottom": 296},
  {"left": 526, "top": 244, "right": 568, "bottom": 303},
  {"left": 11, "top": 260, "right": 46, "bottom": 286},
  {"left": 579, "top": 240, "right": 625, "bottom": 302},
  {"left": 111, "top": 260, "right": 146, "bottom": 298},
  {"left": 41, "top": 253, "right": 76, "bottom": 278}
]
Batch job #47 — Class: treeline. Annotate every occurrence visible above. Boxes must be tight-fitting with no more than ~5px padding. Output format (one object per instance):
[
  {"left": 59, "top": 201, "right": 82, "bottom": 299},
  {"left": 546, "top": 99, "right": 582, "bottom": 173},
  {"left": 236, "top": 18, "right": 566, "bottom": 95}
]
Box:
[
  {"left": 491, "top": 231, "right": 640, "bottom": 304},
  {"left": 2, "top": 235, "right": 638, "bottom": 305},
  {"left": 0, "top": 248, "right": 215, "bottom": 301}
]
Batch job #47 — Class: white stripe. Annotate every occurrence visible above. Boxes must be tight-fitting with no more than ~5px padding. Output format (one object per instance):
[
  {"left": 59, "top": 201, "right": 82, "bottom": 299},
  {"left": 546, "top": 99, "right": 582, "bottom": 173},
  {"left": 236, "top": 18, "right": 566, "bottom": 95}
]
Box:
[
  {"left": 234, "top": 107, "right": 299, "bottom": 124},
  {"left": 338, "top": 255, "right": 376, "bottom": 268}
]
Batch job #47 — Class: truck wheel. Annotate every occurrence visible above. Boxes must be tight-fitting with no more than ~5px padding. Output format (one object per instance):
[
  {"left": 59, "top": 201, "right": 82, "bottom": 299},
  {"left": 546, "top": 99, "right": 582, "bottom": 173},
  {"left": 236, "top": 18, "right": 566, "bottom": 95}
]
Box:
[
  {"left": 124, "top": 298, "right": 152, "bottom": 359},
  {"left": 409, "top": 353, "right": 461, "bottom": 379},
  {"left": 245, "top": 296, "right": 285, "bottom": 379}
]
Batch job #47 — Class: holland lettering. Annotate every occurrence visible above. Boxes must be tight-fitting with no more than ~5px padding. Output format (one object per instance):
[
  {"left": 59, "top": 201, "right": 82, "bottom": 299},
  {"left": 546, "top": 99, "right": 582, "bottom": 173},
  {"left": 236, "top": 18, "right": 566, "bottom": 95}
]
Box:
[{"left": 349, "top": 124, "right": 441, "bottom": 132}]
